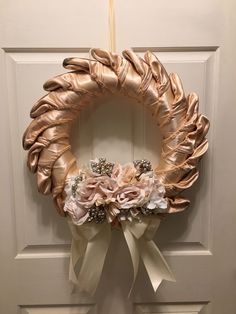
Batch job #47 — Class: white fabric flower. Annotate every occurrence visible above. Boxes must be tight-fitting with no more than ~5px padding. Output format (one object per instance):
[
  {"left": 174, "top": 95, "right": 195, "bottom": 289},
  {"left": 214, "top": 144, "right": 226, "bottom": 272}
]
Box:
[{"left": 146, "top": 180, "right": 168, "bottom": 210}]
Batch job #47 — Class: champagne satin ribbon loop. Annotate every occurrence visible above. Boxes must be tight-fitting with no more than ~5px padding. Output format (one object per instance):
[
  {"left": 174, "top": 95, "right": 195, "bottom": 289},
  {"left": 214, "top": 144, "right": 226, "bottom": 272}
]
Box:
[
  {"left": 121, "top": 217, "right": 175, "bottom": 294},
  {"left": 68, "top": 219, "right": 111, "bottom": 295}
]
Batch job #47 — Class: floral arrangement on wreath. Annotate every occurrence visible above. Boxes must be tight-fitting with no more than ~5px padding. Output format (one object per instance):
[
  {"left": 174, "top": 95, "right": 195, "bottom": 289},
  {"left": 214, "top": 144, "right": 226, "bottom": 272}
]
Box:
[
  {"left": 22, "top": 48, "right": 209, "bottom": 295},
  {"left": 64, "top": 158, "right": 167, "bottom": 225}
]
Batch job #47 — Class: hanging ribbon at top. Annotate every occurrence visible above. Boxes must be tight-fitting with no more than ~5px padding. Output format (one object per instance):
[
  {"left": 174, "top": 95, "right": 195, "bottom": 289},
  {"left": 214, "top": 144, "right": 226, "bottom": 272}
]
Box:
[{"left": 109, "top": 0, "right": 116, "bottom": 52}]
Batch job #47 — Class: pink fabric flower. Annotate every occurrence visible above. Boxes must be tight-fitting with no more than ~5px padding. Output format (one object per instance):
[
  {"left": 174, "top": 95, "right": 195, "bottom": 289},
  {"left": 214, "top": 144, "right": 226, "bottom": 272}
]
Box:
[
  {"left": 115, "top": 185, "right": 146, "bottom": 209},
  {"left": 136, "top": 173, "right": 155, "bottom": 198},
  {"left": 76, "top": 176, "right": 118, "bottom": 208},
  {"left": 64, "top": 198, "right": 89, "bottom": 225},
  {"left": 112, "top": 162, "right": 137, "bottom": 187}
]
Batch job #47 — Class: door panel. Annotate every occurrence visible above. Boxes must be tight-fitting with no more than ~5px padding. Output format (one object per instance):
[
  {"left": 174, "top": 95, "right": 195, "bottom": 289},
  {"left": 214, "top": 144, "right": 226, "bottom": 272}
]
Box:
[{"left": 0, "top": 1, "right": 235, "bottom": 313}]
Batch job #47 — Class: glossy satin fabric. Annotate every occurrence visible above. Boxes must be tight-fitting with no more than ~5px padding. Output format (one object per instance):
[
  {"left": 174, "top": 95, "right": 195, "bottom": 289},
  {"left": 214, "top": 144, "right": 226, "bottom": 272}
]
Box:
[
  {"left": 67, "top": 216, "right": 174, "bottom": 295},
  {"left": 23, "top": 48, "right": 209, "bottom": 216}
]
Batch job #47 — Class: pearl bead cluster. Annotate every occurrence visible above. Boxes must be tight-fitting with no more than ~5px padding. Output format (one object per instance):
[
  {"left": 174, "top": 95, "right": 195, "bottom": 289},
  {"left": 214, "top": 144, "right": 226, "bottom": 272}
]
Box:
[
  {"left": 91, "top": 158, "right": 114, "bottom": 176},
  {"left": 71, "top": 175, "right": 83, "bottom": 198},
  {"left": 140, "top": 206, "right": 154, "bottom": 215},
  {"left": 87, "top": 206, "right": 106, "bottom": 223},
  {"left": 117, "top": 209, "right": 131, "bottom": 222},
  {"left": 133, "top": 159, "right": 152, "bottom": 174},
  {"left": 117, "top": 205, "right": 165, "bottom": 222}
]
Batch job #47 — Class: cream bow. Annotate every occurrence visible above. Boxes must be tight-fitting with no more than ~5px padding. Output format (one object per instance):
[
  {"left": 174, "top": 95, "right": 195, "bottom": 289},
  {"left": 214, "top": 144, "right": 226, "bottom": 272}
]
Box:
[
  {"left": 68, "top": 219, "right": 111, "bottom": 294},
  {"left": 68, "top": 217, "right": 175, "bottom": 295},
  {"left": 121, "top": 217, "right": 175, "bottom": 295}
]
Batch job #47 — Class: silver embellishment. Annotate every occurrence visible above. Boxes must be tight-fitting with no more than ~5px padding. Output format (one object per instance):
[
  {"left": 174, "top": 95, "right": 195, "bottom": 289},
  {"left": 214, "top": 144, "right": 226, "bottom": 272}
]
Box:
[
  {"left": 87, "top": 206, "right": 106, "bottom": 223},
  {"left": 90, "top": 158, "right": 114, "bottom": 176},
  {"left": 133, "top": 159, "right": 152, "bottom": 174},
  {"left": 71, "top": 175, "right": 83, "bottom": 198}
]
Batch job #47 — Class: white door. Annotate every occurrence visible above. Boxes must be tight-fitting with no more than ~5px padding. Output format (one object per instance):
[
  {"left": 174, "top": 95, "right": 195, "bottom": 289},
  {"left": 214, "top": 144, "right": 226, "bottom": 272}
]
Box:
[{"left": 0, "top": 1, "right": 236, "bottom": 313}]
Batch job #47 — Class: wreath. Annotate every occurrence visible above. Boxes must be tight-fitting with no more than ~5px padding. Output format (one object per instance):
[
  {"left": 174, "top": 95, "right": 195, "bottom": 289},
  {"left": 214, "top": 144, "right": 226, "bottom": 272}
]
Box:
[{"left": 23, "top": 49, "right": 209, "bottom": 295}]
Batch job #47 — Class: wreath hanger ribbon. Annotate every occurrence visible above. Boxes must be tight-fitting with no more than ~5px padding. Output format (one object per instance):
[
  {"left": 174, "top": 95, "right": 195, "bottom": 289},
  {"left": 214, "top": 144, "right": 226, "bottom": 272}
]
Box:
[{"left": 68, "top": 217, "right": 175, "bottom": 295}]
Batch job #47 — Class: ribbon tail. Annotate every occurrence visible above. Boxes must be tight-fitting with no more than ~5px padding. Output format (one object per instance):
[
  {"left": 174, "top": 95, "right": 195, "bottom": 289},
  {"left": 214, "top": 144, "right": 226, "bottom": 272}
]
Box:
[
  {"left": 139, "top": 238, "right": 176, "bottom": 292},
  {"left": 69, "top": 236, "right": 86, "bottom": 285},
  {"left": 77, "top": 223, "right": 111, "bottom": 295},
  {"left": 122, "top": 222, "right": 140, "bottom": 297}
]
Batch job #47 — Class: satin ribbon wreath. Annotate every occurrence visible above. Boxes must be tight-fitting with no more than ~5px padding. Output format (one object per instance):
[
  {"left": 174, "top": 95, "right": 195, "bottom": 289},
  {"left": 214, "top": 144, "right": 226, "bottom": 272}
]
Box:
[{"left": 22, "top": 49, "right": 209, "bottom": 295}]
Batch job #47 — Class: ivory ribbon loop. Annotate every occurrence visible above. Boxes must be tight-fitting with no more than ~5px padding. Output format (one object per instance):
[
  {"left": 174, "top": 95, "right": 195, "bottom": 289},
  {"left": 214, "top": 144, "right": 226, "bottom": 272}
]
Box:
[
  {"left": 68, "top": 219, "right": 111, "bottom": 295},
  {"left": 121, "top": 217, "right": 175, "bottom": 294},
  {"left": 122, "top": 222, "right": 140, "bottom": 296}
]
